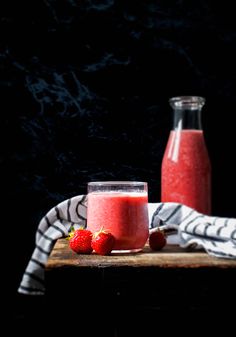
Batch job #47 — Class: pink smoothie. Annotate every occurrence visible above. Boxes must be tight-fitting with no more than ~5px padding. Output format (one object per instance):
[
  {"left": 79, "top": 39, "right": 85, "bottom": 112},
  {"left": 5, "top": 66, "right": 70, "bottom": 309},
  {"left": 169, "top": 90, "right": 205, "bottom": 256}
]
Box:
[
  {"left": 87, "top": 192, "right": 149, "bottom": 251},
  {"left": 161, "top": 130, "right": 211, "bottom": 214}
]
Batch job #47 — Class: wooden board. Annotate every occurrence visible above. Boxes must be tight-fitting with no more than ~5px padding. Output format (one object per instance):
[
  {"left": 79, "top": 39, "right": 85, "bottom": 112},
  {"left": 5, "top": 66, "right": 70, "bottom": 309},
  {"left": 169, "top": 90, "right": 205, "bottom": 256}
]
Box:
[
  {"left": 45, "top": 239, "right": 236, "bottom": 319},
  {"left": 46, "top": 239, "right": 236, "bottom": 270}
]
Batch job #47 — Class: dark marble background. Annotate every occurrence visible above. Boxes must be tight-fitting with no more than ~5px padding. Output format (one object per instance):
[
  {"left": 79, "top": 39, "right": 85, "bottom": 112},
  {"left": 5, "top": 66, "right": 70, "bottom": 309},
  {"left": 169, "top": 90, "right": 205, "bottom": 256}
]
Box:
[{"left": 2, "top": 1, "right": 236, "bottom": 299}]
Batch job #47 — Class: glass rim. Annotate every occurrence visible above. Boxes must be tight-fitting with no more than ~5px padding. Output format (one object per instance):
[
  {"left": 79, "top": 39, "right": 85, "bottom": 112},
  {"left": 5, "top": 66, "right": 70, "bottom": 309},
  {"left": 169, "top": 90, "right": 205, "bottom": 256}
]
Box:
[
  {"left": 169, "top": 96, "right": 205, "bottom": 109},
  {"left": 88, "top": 181, "right": 147, "bottom": 186}
]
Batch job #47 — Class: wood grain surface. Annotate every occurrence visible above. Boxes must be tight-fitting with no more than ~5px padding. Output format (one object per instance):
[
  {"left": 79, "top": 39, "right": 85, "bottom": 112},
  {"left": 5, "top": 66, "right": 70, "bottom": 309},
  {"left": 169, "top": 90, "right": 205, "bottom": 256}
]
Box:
[{"left": 46, "top": 239, "right": 236, "bottom": 270}]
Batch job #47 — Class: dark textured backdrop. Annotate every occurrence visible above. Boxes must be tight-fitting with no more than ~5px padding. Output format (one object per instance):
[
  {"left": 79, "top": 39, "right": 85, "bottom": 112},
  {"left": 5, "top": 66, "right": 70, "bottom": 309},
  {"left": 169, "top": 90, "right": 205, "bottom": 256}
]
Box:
[{"left": 2, "top": 1, "right": 236, "bottom": 299}]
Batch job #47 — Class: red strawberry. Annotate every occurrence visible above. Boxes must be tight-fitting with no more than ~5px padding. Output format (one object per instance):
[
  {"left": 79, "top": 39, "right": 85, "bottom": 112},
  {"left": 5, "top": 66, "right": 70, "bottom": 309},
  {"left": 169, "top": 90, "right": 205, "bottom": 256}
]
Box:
[
  {"left": 149, "top": 229, "right": 166, "bottom": 251},
  {"left": 91, "top": 229, "right": 115, "bottom": 255},
  {"left": 69, "top": 228, "right": 93, "bottom": 254}
]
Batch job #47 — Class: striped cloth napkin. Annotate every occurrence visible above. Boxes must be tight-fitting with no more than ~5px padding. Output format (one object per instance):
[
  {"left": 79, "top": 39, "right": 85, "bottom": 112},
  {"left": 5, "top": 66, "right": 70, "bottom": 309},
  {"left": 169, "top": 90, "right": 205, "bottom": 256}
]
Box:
[{"left": 18, "top": 195, "right": 236, "bottom": 296}]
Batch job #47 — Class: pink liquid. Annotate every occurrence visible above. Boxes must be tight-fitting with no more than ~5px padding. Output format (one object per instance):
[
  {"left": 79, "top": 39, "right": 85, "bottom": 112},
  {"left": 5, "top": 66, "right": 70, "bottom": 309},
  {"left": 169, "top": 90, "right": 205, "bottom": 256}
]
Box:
[
  {"left": 87, "top": 192, "right": 149, "bottom": 251},
  {"left": 161, "top": 130, "right": 211, "bottom": 214}
]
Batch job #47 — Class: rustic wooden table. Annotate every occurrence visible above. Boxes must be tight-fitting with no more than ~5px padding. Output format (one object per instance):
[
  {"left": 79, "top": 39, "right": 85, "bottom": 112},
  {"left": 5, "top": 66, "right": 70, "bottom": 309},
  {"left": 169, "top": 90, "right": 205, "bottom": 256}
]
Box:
[
  {"left": 47, "top": 239, "right": 236, "bottom": 269},
  {"left": 44, "top": 239, "right": 236, "bottom": 335}
]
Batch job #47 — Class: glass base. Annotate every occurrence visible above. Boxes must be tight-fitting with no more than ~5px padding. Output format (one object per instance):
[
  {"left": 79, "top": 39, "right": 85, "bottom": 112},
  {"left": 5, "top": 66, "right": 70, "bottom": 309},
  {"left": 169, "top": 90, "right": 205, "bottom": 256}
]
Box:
[{"left": 111, "top": 248, "right": 142, "bottom": 254}]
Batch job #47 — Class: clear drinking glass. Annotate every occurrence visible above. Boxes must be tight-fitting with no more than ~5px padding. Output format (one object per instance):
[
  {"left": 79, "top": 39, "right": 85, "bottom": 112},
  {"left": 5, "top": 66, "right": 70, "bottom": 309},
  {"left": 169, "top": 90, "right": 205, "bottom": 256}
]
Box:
[{"left": 87, "top": 181, "right": 149, "bottom": 253}]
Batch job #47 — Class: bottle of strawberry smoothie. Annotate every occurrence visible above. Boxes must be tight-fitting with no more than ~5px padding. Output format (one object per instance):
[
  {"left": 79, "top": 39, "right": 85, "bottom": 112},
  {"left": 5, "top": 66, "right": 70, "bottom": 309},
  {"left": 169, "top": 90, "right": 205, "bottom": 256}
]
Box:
[{"left": 161, "top": 96, "right": 211, "bottom": 215}]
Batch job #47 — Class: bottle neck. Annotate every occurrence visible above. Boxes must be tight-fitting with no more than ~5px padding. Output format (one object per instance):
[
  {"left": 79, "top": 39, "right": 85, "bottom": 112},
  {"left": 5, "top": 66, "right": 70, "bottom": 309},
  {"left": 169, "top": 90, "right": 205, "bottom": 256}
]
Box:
[
  {"left": 173, "top": 108, "right": 202, "bottom": 130},
  {"left": 169, "top": 96, "right": 205, "bottom": 131}
]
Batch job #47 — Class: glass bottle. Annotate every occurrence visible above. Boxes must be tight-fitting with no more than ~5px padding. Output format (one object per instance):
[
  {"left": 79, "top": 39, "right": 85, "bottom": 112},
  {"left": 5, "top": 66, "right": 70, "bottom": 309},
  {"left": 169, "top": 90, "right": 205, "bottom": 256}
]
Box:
[{"left": 161, "top": 96, "right": 211, "bottom": 215}]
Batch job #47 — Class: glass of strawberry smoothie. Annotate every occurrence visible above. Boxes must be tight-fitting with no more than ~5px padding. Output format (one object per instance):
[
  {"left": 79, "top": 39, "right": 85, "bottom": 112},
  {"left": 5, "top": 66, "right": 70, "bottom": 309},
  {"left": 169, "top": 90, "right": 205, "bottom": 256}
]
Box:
[{"left": 87, "top": 181, "right": 149, "bottom": 253}]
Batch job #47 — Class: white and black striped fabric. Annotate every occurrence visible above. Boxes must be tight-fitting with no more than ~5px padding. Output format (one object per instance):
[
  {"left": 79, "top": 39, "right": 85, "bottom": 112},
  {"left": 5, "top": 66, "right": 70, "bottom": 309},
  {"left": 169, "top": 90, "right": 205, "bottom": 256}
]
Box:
[
  {"left": 149, "top": 202, "right": 236, "bottom": 259},
  {"left": 18, "top": 195, "right": 87, "bottom": 296},
  {"left": 18, "top": 196, "right": 236, "bottom": 296}
]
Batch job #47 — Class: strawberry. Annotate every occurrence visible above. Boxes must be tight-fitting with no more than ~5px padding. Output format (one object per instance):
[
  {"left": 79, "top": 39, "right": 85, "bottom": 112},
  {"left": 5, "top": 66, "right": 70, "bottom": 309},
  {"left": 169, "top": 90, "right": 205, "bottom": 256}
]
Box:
[
  {"left": 91, "top": 228, "right": 115, "bottom": 255},
  {"left": 149, "top": 229, "right": 166, "bottom": 251},
  {"left": 69, "top": 228, "right": 93, "bottom": 254}
]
